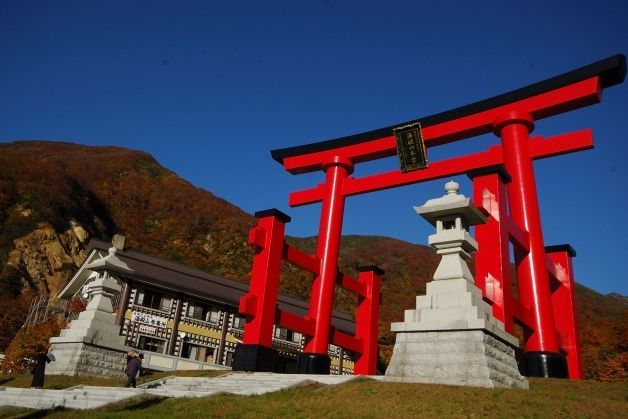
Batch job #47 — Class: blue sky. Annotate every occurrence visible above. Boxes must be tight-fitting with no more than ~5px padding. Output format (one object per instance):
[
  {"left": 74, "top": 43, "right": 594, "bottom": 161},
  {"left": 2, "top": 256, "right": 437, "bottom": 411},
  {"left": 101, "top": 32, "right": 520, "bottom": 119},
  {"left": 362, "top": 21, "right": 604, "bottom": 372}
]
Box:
[{"left": 1, "top": 1, "right": 626, "bottom": 295}]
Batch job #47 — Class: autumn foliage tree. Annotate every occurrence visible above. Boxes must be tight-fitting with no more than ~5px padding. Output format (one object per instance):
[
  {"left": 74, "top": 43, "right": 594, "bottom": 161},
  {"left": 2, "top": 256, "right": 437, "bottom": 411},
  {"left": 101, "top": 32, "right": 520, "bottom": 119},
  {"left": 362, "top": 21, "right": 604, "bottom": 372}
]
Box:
[
  {"left": 67, "top": 296, "right": 86, "bottom": 316},
  {"left": 0, "top": 317, "right": 65, "bottom": 374},
  {"left": 0, "top": 290, "right": 38, "bottom": 351},
  {"left": 580, "top": 310, "right": 628, "bottom": 381}
]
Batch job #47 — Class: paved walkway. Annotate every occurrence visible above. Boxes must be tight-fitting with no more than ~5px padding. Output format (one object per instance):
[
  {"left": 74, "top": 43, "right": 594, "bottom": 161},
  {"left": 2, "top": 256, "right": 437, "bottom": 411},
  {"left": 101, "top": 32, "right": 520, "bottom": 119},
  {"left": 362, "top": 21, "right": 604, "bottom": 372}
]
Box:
[{"left": 0, "top": 372, "right": 383, "bottom": 410}]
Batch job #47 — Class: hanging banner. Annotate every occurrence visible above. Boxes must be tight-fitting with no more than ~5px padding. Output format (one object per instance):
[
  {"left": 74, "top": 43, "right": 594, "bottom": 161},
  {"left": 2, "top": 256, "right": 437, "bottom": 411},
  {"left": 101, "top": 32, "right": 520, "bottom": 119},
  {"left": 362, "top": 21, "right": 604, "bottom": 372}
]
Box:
[{"left": 394, "top": 122, "right": 428, "bottom": 172}]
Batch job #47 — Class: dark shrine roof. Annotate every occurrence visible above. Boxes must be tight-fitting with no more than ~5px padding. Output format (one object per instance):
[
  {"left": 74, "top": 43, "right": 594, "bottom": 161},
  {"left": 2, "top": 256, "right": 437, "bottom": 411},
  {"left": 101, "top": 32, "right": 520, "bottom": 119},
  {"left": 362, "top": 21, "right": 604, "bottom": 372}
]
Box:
[
  {"left": 62, "top": 239, "right": 355, "bottom": 334},
  {"left": 271, "top": 54, "right": 626, "bottom": 164}
]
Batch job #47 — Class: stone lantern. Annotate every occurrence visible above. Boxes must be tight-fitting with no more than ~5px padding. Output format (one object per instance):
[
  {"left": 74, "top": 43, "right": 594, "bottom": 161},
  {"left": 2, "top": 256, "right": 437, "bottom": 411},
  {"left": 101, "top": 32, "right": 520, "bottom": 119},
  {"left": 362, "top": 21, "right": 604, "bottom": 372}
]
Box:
[
  {"left": 415, "top": 180, "right": 486, "bottom": 282},
  {"left": 385, "top": 181, "right": 528, "bottom": 389},
  {"left": 48, "top": 247, "right": 134, "bottom": 377}
]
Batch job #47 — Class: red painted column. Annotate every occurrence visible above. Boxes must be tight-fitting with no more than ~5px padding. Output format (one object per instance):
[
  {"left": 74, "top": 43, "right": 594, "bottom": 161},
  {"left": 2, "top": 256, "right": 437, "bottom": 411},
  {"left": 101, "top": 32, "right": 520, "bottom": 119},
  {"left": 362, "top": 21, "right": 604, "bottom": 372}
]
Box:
[
  {"left": 232, "top": 209, "right": 290, "bottom": 372},
  {"left": 470, "top": 170, "right": 514, "bottom": 333},
  {"left": 546, "top": 245, "right": 583, "bottom": 379},
  {"left": 299, "top": 156, "right": 353, "bottom": 374},
  {"left": 494, "top": 111, "right": 566, "bottom": 377},
  {"left": 353, "top": 266, "right": 382, "bottom": 375},
  {"left": 241, "top": 210, "right": 289, "bottom": 346}
]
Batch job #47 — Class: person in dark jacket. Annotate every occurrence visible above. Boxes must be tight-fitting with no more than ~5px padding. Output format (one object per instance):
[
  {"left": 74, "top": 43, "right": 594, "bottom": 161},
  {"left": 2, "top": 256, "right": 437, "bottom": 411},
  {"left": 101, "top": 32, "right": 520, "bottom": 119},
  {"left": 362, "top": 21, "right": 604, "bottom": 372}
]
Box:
[
  {"left": 30, "top": 347, "right": 52, "bottom": 388},
  {"left": 124, "top": 351, "right": 142, "bottom": 388}
]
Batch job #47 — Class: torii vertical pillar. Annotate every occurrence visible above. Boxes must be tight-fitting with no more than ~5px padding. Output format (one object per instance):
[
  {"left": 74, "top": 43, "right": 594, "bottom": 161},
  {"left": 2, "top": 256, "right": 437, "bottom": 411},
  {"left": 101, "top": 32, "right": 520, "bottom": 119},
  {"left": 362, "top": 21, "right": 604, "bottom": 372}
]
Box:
[
  {"left": 298, "top": 157, "right": 354, "bottom": 374},
  {"left": 353, "top": 266, "right": 383, "bottom": 375},
  {"left": 494, "top": 111, "right": 567, "bottom": 377},
  {"left": 233, "top": 209, "right": 290, "bottom": 372},
  {"left": 469, "top": 168, "right": 516, "bottom": 334},
  {"left": 546, "top": 245, "right": 583, "bottom": 379}
]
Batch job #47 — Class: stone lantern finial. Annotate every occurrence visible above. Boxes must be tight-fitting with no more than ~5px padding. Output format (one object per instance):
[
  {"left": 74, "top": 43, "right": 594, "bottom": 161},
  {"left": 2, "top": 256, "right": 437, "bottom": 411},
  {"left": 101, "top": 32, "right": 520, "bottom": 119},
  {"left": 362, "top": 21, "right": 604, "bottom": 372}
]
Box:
[{"left": 445, "top": 180, "right": 459, "bottom": 195}]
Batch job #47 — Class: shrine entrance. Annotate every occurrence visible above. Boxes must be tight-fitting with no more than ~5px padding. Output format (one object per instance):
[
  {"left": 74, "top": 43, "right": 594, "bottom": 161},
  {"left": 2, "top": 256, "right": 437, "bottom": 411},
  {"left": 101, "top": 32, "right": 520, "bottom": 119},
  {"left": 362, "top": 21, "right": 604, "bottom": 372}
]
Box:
[{"left": 232, "top": 54, "right": 626, "bottom": 379}]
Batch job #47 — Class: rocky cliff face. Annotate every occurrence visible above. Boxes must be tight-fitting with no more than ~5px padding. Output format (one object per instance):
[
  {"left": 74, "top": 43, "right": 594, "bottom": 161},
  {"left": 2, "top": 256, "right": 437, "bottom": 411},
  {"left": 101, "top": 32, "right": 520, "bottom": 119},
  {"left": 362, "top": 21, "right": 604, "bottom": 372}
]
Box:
[{"left": 7, "top": 221, "right": 89, "bottom": 297}]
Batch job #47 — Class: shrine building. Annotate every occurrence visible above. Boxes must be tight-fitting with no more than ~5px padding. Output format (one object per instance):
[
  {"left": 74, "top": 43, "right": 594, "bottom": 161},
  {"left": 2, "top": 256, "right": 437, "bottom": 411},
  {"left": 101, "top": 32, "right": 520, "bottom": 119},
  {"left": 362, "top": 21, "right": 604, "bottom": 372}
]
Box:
[{"left": 57, "top": 238, "right": 355, "bottom": 375}]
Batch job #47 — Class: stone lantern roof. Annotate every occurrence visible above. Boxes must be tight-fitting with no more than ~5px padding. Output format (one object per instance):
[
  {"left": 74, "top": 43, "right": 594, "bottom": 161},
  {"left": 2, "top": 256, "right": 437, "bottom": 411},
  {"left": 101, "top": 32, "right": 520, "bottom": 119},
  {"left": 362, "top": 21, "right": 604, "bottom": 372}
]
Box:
[
  {"left": 84, "top": 247, "right": 133, "bottom": 276},
  {"left": 415, "top": 180, "right": 486, "bottom": 227}
]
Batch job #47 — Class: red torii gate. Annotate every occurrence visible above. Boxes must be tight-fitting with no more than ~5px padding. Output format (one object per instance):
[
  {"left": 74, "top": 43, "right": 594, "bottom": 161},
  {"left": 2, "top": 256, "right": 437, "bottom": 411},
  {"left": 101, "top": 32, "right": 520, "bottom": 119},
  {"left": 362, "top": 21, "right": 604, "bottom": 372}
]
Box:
[
  {"left": 233, "top": 54, "right": 625, "bottom": 378},
  {"left": 234, "top": 208, "right": 382, "bottom": 375}
]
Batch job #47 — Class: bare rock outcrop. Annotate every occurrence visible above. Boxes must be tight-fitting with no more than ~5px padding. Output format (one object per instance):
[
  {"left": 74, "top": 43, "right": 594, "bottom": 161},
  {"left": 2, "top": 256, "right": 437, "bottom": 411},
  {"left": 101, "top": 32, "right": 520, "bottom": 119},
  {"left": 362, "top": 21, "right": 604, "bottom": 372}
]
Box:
[{"left": 7, "top": 221, "right": 89, "bottom": 297}]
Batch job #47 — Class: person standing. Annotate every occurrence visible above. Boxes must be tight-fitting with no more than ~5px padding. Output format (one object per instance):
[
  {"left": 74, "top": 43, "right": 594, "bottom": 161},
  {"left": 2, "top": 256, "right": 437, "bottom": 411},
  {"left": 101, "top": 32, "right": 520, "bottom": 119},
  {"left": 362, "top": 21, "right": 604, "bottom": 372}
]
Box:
[
  {"left": 30, "top": 347, "right": 53, "bottom": 388},
  {"left": 124, "top": 351, "right": 141, "bottom": 388}
]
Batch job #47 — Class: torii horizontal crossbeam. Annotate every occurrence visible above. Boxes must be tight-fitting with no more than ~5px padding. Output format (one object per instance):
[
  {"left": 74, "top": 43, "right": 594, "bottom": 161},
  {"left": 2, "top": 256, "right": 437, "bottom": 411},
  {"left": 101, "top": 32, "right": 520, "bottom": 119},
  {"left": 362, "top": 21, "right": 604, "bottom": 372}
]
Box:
[
  {"left": 289, "top": 129, "right": 593, "bottom": 206},
  {"left": 271, "top": 54, "right": 625, "bottom": 173}
]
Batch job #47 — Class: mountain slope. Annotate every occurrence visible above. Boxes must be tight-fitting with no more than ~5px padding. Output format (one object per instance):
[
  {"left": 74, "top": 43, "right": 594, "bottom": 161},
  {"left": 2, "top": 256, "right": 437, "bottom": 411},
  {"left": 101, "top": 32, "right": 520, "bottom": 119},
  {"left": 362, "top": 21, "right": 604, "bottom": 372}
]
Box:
[
  {"left": 0, "top": 140, "right": 255, "bottom": 298},
  {"left": 0, "top": 140, "right": 624, "bottom": 379}
]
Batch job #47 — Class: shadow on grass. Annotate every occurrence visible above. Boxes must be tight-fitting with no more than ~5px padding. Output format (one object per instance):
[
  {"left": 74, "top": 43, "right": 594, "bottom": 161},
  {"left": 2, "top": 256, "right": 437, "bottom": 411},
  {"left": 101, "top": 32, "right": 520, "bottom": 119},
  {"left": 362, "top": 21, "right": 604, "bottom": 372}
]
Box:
[
  {"left": 105, "top": 395, "right": 168, "bottom": 412},
  {"left": 0, "top": 406, "right": 33, "bottom": 419},
  {"left": 0, "top": 397, "right": 168, "bottom": 418},
  {"left": 9, "top": 406, "right": 67, "bottom": 418}
]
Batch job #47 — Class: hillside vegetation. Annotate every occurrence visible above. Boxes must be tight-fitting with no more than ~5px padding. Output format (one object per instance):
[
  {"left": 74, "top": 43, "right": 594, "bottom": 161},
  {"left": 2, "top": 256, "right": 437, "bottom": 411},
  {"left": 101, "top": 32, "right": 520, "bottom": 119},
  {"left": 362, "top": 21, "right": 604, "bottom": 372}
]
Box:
[{"left": 0, "top": 141, "right": 625, "bottom": 380}]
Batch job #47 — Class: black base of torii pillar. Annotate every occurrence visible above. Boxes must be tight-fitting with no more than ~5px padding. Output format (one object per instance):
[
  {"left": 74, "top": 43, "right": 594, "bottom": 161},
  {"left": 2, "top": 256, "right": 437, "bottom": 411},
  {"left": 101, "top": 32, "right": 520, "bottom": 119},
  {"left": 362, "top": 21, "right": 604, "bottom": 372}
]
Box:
[{"left": 296, "top": 353, "right": 331, "bottom": 374}]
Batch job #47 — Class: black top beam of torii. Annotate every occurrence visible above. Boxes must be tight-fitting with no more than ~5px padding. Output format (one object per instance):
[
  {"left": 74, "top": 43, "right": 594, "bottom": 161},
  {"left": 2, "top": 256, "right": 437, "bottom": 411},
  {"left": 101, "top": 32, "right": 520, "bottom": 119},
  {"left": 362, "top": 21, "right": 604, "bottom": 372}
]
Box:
[{"left": 271, "top": 54, "right": 626, "bottom": 164}]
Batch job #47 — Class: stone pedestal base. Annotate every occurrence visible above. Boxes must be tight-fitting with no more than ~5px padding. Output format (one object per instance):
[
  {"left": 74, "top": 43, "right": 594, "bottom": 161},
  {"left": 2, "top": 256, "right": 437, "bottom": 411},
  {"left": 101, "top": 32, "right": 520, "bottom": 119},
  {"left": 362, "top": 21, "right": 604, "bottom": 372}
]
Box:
[
  {"left": 385, "top": 330, "right": 528, "bottom": 389},
  {"left": 385, "top": 277, "right": 528, "bottom": 389},
  {"left": 46, "top": 341, "right": 127, "bottom": 377}
]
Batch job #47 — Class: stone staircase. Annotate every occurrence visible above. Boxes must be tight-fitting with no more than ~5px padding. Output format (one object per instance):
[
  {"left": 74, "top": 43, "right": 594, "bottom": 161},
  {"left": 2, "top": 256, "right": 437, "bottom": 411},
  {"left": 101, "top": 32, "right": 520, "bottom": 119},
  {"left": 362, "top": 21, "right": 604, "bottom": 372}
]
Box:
[
  {"left": 0, "top": 386, "right": 146, "bottom": 410},
  {"left": 0, "top": 372, "right": 378, "bottom": 410}
]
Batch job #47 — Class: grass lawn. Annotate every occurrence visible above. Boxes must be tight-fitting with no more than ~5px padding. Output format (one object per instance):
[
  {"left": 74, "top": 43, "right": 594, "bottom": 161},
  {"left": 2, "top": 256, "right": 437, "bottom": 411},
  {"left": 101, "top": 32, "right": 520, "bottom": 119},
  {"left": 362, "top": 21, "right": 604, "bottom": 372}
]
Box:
[{"left": 1, "top": 375, "right": 626, "bottom": 418}]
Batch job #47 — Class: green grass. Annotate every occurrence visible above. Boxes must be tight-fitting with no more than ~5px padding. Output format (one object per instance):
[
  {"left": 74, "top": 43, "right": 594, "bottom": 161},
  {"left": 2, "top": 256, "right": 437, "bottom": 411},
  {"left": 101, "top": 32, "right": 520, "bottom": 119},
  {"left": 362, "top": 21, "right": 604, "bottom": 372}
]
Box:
[{"left": 1, "top": 376, "right": 626, "bottom": 418}]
